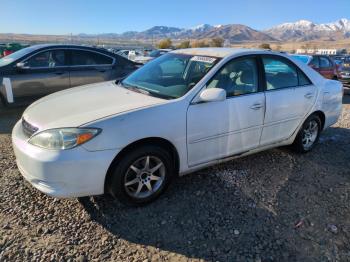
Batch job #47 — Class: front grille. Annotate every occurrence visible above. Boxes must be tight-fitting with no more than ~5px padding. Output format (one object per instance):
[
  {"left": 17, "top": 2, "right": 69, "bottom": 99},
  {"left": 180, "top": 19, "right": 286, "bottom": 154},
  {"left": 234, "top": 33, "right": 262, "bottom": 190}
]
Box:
[{"left": 22, "top": 118, "right": 39, "bottom": 137}]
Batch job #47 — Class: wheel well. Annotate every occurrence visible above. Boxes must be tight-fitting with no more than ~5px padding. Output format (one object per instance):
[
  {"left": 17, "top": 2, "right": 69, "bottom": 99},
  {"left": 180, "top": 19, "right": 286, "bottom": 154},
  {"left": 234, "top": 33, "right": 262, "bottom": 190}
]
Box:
[
  {"left": 104, "top": 137, "right": 180, "bottom": 193},
  {"left": 0, "top": 93, "right": 7, "bottom": 107},
  {"left": 311, "top": 110, "right": 325, "bottom": 130}
]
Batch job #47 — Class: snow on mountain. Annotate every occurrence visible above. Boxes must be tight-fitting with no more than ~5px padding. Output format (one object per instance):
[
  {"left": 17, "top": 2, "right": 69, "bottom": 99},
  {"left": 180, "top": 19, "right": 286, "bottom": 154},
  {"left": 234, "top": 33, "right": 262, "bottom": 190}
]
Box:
[{"left": 266, "top": 18, "right": 350, "bottom": 41}]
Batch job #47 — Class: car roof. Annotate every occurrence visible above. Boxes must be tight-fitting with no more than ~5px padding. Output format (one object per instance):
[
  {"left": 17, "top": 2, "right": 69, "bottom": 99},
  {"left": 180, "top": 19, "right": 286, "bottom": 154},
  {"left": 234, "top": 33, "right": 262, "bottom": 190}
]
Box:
[
  {"left": 172, "top": 48, "right": 265, "bottom": 58},
  {"left": 28, "top": 44, "right": 115, "bottom": 55}
]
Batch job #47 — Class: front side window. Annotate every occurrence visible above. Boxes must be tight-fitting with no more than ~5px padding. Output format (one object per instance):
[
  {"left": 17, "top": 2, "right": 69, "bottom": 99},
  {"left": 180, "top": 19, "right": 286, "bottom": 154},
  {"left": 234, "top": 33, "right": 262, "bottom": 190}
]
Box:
[
  {"left": 263, "top": 57, "right": 298, "bottom": 90},
  {"left": 207, "top": 57, "right": 258, "bottom": 97},
  {"left": 319, "top": 57, "right": 331, "bottom": 68},
  {"left": 71, "top": 50, "right": 113, "bottom": 66},
  {"left": 121, "top": 53, "right": 219, "bottom": 99},
  {"left": 24, "top": 50, "right": 66, "bottom": 68}
]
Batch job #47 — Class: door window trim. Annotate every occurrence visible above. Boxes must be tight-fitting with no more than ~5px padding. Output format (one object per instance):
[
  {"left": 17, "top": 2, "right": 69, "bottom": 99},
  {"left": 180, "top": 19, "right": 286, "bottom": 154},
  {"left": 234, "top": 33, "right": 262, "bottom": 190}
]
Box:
[
  {"left": 68, "top": 48, "right": 115, "bottom": 67},
  {"left": 19, "top": 48, "right": 115, "bottom": 70}
]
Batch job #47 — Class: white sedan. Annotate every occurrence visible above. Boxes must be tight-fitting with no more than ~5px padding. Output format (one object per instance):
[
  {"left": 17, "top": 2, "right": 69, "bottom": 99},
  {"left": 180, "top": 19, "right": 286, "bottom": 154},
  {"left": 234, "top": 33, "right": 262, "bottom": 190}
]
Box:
[{"left": 12, "top": 48, "right": 343, "bottom": 205}]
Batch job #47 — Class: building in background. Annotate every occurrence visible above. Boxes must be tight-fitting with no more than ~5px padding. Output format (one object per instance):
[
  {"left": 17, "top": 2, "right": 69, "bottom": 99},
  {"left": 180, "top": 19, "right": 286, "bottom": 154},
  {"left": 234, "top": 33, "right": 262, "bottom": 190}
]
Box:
[{"left": 296, "top": 48, "right": 347, "bottom": 55}]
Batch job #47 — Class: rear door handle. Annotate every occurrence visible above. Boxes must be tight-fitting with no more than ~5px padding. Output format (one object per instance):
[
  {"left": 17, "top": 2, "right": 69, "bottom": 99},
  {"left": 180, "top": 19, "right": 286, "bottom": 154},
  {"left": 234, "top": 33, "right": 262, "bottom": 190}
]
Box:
[
  {"left": 250, "top": 103, "right": 263, "bottom": 110},
  {"left": 54, "top": 71, "right": 65, "bottom": 75},
  {"left": 304, "top": 93, "right": 314, "bottom": 99}
]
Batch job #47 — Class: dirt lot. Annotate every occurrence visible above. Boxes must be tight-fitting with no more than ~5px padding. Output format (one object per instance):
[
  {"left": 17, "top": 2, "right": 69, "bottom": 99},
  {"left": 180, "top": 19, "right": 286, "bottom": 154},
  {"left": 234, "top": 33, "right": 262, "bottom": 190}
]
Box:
[{"left": 0, "top": 97, "right": 349, "bottom": 262}]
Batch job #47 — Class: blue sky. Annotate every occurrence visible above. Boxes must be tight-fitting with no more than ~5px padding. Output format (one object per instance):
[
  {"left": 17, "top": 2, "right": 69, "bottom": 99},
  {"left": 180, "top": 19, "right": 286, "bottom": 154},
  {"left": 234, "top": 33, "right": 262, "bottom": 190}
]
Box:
[{"left": 1, "top": 0, "right": 349, "bottom": 35}]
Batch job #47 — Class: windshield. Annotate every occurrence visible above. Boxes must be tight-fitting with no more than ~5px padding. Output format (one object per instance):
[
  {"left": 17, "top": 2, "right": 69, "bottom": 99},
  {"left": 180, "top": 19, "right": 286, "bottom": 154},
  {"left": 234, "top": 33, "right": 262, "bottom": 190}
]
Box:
[
  {"left": 121, "top": 53, "right": 219, "bottom": 99},
  {"left": 291, "top": 55, "right": 311, "bottom": 64},
  {"left": 0, "top": 46, "right": 38, "bottom": 67}
]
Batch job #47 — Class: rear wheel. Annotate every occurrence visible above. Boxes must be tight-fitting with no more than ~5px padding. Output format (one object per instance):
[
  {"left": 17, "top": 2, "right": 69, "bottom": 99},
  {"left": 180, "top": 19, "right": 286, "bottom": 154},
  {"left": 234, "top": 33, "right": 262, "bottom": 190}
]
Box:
[
  {"left": 292, "top": 115, "right": 321, "bottom": 153},
  {"left": 108, "top": 145, "right": 174, "bottom": 206}
]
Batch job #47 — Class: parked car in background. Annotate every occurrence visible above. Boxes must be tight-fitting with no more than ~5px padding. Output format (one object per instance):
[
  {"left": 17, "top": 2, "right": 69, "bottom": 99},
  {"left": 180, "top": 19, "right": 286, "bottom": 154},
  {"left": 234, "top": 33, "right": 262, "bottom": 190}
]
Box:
[
  {"left": 133, "top": 49, "right": 172, "bottom": 64},
  {"left": 12, "top": 48, "right": 342, "bottom": 205},
  {"left": 340, "top": 67, "right": 350, "bottom": 85},
  {"left": 116, "top": 49, "right": 144, "bottom": 59},
  {"left": 291, "top": 54, "right": 341, "bottom": 80},
  {"left": 0, "top": 44, "right": 138, "bottom": 105},
  {"left": 342, "top": 56, "right": 350, "bottom": 68},
  {"left": 1, "top": 43, "right": 29, "bottom": 57},
  {"left": 0, "top": 44, "right": 6, "bottom": 58}
]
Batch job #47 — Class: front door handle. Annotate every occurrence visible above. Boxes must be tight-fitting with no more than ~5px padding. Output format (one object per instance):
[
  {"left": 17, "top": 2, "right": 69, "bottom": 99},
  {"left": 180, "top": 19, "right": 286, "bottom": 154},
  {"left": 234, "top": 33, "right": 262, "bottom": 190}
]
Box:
[
  {"left": 54, "top": 71, "right": 65, "bottom": 75},
  {"left": 250, "top": 103, "right": 263, "bottom": 110},
  {"left": 304, "top": 93, "right": 314, "bottom": 99}
]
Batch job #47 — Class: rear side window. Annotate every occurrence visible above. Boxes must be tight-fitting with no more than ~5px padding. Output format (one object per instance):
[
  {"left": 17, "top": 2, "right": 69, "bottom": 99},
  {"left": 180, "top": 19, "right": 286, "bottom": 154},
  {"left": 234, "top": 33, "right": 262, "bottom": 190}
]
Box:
[
  {"left": 298, "top": 69, "right": 312, "bottom": 86},
  {"left": 319, "top": 57, "right": 331, "bottom": 68},
  {"left": 262, "top": 57, "right": 298, "bottom": 90},
  {"left": 71, "top": 50, "right": 113, "bottom": 66}
]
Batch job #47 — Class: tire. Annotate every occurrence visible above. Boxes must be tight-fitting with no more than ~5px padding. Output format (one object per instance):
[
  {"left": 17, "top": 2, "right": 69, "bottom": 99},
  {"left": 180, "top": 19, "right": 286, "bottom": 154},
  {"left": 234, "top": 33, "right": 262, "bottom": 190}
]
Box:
[
  {"left": 108, "top": 145, "right": 174, "bottom": 206},
  {"left": 0, "top": 95, "right": 6, "bottom": 108},
  {"left": 292, "top": 114, "right": 321, "bottom": 153}
]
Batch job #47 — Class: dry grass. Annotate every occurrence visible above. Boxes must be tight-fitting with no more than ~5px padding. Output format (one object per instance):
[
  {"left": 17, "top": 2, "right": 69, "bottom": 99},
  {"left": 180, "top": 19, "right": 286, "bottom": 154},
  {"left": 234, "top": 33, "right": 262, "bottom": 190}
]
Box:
[{"left": 1, "top": 33, "right": 350, "bottom": 51}]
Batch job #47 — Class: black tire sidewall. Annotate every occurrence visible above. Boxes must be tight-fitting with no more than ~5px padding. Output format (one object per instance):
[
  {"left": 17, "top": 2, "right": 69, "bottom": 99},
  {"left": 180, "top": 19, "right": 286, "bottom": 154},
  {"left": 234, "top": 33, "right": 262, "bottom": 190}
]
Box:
[
  {"left": 109, "top": 145, "right": 174, "bottom": 206},
  {"left": 294, "top": 114, "right": 321, "bottom": 153}
]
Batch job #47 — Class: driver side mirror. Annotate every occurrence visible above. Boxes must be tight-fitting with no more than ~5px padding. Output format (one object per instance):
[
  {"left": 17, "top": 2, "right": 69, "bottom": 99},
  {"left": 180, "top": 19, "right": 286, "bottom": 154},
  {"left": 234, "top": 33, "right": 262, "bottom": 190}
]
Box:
[
  {"left": 196, "top": 88, "right": 226, "bottom": 103},
  {"left": 16, "top": 62, "right": 28, "bottom": 71}
]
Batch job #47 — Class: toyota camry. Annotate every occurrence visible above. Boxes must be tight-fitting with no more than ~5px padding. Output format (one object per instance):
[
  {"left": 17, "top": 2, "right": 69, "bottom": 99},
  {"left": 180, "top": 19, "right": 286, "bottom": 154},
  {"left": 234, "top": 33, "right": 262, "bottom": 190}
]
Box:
[{"left": 12, "top": 48, "right": 343, "bottom": 205}]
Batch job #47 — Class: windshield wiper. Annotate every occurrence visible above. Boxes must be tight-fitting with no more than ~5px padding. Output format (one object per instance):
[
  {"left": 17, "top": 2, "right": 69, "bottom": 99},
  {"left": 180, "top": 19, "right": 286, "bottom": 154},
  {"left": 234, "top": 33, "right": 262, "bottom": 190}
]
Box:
[
  {"left": 121, "top": 82, "right": 151, "bottom": 96},
  {"left": 119, "top": 81, "right": 175, "bottom": 100}
]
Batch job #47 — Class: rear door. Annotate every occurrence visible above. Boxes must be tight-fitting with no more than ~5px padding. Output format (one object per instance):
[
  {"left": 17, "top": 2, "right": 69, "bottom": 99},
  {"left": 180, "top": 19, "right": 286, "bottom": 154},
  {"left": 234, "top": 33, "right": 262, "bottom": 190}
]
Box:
[
  {"left": 11, "top": 49, "right": 70, "bottom": 100},
  {"left": 260, "top": 55, "right": 317, "bottom": 145},
  {"left": 68, "top": 49, "right": 115, "bottom": 87}
]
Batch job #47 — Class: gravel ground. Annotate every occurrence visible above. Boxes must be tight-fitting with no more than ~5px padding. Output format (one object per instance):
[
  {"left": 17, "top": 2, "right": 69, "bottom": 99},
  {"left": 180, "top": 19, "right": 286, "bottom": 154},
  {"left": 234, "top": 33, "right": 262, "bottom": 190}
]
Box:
[{"left": 0, "top": 97, "right": 350, "bottom": 262}]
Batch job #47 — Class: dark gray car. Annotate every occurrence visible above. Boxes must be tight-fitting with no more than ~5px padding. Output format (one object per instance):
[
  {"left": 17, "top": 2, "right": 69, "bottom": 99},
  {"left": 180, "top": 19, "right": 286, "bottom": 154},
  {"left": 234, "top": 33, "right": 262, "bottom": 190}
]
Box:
[{"left": 0, "top": 44, "right": 139, "bottom": 106}]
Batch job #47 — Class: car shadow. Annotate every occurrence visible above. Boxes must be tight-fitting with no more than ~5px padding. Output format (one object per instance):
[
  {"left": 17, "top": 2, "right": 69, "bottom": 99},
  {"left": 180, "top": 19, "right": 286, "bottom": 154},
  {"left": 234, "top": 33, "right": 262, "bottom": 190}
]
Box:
[
  {"left": 79, "top": 173, "right": 297, "bottom": 261},
  {"left": 79, "top": 125, "right": 350, "bottom": 261}
]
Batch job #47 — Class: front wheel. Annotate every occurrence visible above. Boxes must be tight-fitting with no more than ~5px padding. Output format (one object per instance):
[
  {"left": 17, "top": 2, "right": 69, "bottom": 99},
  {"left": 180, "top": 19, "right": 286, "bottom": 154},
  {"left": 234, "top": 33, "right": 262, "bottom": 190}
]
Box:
[
  {"left": 292, "top": 115, "right": 321, "bottom": 153},
  {"left": 108, "top": 145, "right": 174, "bottom": 206}
]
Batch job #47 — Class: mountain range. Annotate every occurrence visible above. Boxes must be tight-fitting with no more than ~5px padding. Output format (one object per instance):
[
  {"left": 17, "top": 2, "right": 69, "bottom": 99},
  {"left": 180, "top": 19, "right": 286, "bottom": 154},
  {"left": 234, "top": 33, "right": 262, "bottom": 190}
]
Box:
[{"left": 81, "top": 18, "right": 350, "bottom": 43}]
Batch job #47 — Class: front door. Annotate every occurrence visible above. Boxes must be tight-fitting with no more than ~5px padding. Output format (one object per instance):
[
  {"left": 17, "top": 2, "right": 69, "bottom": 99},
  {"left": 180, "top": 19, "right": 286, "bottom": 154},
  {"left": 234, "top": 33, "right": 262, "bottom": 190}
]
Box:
[
  {"left": 11, "top": 49, "right": 70, "bottom": 101},
  {"left": 187, "top": 56, "right": 265, "bottom": 166}
]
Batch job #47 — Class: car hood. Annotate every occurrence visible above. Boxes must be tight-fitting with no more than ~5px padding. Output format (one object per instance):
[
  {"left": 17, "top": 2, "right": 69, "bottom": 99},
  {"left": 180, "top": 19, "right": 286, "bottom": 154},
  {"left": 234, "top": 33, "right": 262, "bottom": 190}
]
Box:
[{"left": 23, "top": 81, "right": 166, "bottom": 130}]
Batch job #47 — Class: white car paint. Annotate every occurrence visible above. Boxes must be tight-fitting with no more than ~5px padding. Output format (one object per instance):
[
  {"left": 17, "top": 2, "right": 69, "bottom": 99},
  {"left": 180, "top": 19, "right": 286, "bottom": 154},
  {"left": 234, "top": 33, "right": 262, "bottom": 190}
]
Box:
[{"left": 12, "top": 48, "right": 343, "bottom": 198}]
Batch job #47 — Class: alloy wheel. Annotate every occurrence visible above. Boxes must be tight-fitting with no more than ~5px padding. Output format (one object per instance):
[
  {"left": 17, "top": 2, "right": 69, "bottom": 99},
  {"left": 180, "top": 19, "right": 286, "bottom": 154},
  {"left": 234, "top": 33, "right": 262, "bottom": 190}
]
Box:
[
  {"left": 302, "top": 120, "right": 319, "bottom": 150},
  {"left": 124, "top": 156, "right": 166, "bottom": 199}
]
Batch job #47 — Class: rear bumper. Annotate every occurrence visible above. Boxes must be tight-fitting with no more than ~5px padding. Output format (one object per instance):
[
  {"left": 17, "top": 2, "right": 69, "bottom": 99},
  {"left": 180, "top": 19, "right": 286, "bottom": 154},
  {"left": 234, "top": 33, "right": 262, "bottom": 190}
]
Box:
[{"left": 12, "top": 121, "right": 119, "bottom": 198}]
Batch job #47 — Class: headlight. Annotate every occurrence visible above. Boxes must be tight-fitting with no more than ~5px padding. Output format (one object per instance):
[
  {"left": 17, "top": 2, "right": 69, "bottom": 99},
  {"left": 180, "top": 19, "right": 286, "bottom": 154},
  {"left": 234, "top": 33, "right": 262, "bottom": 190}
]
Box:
[{"left": 28, "top": 128, "right": 101, "bottom": 150}]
